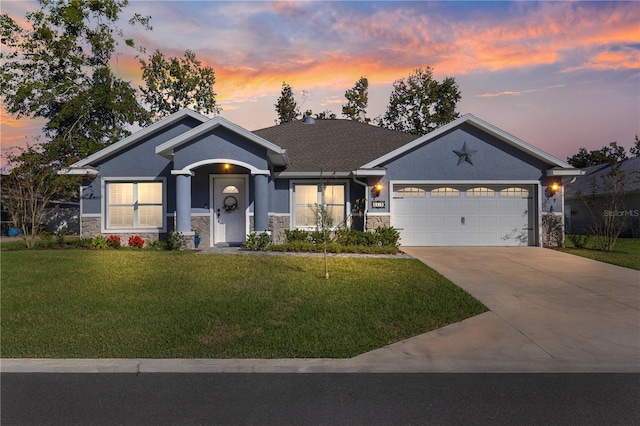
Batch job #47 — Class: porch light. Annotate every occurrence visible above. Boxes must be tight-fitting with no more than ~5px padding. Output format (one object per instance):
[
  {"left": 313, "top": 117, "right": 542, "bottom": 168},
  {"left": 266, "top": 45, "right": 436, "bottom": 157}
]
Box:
[
  {"left": 372, "top": 182, "right": 383, "bottom": 198},
  {"left": 224, "top": 163, "right": 231, "bottom": 171},
  {"left": 547, "top": 182, "right": 560, "bottom": 197}
]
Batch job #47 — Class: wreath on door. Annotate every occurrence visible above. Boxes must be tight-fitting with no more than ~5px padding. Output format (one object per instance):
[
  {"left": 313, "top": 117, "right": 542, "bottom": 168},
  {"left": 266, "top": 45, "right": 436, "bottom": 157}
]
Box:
[{"left": 223, "top": 195, "right": 238, "bottom": 213}]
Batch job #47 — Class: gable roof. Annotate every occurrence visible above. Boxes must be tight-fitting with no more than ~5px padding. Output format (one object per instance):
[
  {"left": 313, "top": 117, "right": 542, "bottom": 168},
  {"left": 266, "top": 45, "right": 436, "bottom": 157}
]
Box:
[
  {"left": 361, "top": 113, "right": 575, "bottom": 170},
  {"left": 565, "top": 156, "right": 640, "bottom": 198},
  {"left": 70, "top": 109, "right": 209, "bottom": 168},
  {"left": 155, "top": 115, "right": 289, "bottom": 166},
  {"left": 253, "top": 119, "right": 417, "bottom": 175}
]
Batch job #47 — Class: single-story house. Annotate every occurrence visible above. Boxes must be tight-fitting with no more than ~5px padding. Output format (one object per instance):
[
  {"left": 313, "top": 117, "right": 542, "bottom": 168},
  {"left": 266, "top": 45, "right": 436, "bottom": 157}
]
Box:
[
  {"left": 61, "top": 109, "right": 581, "bottom": 248},
  {"left": 565, "top": 157, "right": 640, "bottom": 238}
]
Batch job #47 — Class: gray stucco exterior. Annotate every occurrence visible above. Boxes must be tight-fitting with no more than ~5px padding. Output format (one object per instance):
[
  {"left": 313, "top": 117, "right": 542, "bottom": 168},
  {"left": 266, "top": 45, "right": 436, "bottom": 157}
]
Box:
[{"left": 63, "top": 109, "right": 579, "bottom": 248}]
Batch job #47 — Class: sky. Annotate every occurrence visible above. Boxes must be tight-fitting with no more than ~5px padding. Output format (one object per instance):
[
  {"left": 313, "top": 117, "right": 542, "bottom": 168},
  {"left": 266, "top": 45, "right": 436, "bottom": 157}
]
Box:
[{"left": 2, "top": 0, "right": 639, "bottom": 167}]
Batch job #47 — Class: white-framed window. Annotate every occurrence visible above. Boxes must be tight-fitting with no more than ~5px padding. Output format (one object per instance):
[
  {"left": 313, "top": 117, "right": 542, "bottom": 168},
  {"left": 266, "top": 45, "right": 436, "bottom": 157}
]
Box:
[
  {"left": 105, "top": 181, "right": 164, "bottom": 230},
  {"left": 395, "top": 186, "right": 427, "bottom": 197},
  {"left": 431, "top": 187, "right": 460, "bottom": 197},
  {"left": 467, "top": 187, "right": 495, "bottom": 197},
  {"left": 293, "top": 183, "right": 345, "bottom": 228},
  {"left": 500, "top": 187, "right": 529, "bottom": 197}
]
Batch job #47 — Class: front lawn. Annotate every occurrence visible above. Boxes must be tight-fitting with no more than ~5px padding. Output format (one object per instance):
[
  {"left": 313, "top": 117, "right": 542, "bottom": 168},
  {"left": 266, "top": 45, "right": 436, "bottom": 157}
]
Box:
[
  {"left": 1, "top": 250, "right": 487, "bottom": 358},
  {"left": 558, "top": 237, "right": 640, "bottom": 270}
]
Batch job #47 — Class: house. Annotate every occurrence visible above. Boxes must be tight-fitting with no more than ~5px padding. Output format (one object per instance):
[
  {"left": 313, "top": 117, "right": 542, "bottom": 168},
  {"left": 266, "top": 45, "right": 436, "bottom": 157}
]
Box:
[
  {"left": 60, "top": 109, "right": 581, "bottom": 248},
  {"left": 565, "top": 157, "right": 640, "bottom": 238}
]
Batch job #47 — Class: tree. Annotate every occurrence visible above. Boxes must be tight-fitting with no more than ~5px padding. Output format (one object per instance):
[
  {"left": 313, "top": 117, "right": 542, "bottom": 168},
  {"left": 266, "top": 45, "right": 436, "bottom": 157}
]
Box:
[
  {"left": 342, "top": 76, "right": 370, "bottom": 123},
  {"left": 1, "top": 0, "right": 152, "bottom": 166},
  {"left": 274, "top": 82, "right": 299, "bottom": 124},
  {"left": 140, "top": 49, "right": 220, "bottom": 120},
  {"left": 567, "top": 142, "right": 629, "bottom": 168},
  {"left": 315, "top": 110, "right": 337, "bottom": 120},
  {"left": 576, "top": 161, "right": 638, "bottom": 251},
  {"left": 378, "top": 67, "right": 461, "bottom": 136},
  {"left": 1, "top": 144, "right": 79, "bottom": 248},
  {"left": 630, "top": 135, "right": 640, "bottom": 158}
]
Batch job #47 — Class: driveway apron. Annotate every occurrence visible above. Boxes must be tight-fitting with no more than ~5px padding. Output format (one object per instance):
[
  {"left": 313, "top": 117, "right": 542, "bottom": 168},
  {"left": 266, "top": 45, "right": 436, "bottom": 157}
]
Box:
[{"left": 374, "top": 247, "right": 640, "bottom": 371}]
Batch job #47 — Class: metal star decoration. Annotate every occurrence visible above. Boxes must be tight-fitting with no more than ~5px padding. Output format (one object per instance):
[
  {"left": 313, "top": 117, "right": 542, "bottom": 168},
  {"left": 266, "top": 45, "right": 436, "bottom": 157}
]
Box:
[{"left": 453, "top": 142, "right": 477, "bottom": 166}]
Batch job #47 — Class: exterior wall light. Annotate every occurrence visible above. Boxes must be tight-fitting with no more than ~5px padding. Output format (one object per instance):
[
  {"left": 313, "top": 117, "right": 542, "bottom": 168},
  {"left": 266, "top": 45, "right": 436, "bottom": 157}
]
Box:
[
  {"left": 546, "top": 181, "right": 560, "bottom": 197},
  {"left": 371, "top": 182, "right": 383, "bottom": 198},
  {"left": 224, "top": 163, "right": 231, "bottom": 171}
]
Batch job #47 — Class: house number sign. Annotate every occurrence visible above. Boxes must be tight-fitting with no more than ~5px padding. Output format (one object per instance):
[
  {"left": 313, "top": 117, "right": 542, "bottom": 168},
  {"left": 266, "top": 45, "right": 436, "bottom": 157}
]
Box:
[{"left": 371, "top": 201, "right": 385, "bottom": 209}]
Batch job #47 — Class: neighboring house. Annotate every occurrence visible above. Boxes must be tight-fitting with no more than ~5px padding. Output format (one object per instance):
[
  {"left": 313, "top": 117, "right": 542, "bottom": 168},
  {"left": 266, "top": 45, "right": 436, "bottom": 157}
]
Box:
[
  {"left": 60, "top": 109, "right": 581, "bottom": 248},
  {"left": 565, "top": 157, "right": 640, "bottom": 238}
]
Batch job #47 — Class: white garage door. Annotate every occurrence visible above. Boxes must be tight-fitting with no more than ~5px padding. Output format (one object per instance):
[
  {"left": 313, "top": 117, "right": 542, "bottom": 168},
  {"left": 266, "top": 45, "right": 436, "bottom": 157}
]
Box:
[{"left": 391, "top": 184, "right": 535, "bottom": 246}]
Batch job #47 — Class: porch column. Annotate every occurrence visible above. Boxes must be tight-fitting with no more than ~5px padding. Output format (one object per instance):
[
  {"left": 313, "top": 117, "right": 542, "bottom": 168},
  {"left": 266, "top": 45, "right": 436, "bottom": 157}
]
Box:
[
  {"left": 173, "top": 171, "right": 194, "bottom": 234},
  {"left": 253, "top": 173, "right": 269, "bottom": 232}
]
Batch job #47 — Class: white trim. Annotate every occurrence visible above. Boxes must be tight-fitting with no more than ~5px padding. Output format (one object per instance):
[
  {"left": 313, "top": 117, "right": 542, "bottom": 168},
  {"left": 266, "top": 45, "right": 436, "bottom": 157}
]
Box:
[
  {"left": 546, "top": 168, "right": 585, "bottom": 177},
  {"left": 289, "top": 180, "right": 351, "bottom": 229},
  {"left": 389, "top": 179, "right": 541, "bottom": 246},
  {"left": 101, "top": 177, "right": 167, "bottom": 234},
  {"left": 191, "top": 213, "right": 210, "bottom": 217},
  {"left": 352, "top": 169, "right": 386, "bottom": 177},
  {"left": 361, "top": 114, "right": 572, "bottom": 170},
  {"left": 365, "top": 212, "right": 391, "bottom": 217},
  {"left": 81, "top": 214, "right": 102, "bottom": 218},
  {"left": 175, "top": 159, "right": 270, "bottom": 176},
  {"left": 268, "top": 213, "right": 291, "bottom": 217},
  {"left": 276, "top": 171, "right": 352, "bottom": 178},
  {"left": 155, "top": 116, "right": 288, "bottom": 166},
  {"left": 390, "top": 179, "right": 541, "bottom": 186},
  {"left": 209, "top": 174, "right": 249, "bottom": 246},
  {"left": 71, "top": 109, "right": 209, "bottom": 167},
  {"left": 58, "top": 167, "right": 99, "bottom": 176}
]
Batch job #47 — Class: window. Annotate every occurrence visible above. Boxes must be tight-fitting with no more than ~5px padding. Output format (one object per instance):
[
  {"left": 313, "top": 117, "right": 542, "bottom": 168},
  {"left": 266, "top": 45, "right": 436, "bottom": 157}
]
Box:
[
  {"left": 294, "top": 184, "right": 345, "bottom": 228},
  {"left": 431, "top": 187, "right": 460, "bottom": 197},
  {"left": 467, "top": 187, "right": 495, "bottom": 197},
  {"left": 500, "top": 187, "right": 529, "bottom": 197},
  {"left": 106, "top": 181, "right": 163, "bottom": 229},
  {"left": 395, "top": 186, "right": 427, "bottom": 196}
]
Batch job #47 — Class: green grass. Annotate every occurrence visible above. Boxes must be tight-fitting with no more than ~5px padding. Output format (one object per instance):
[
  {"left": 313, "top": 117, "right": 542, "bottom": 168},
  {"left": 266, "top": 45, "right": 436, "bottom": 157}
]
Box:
[
  {"left": 0, "top": 250, "right": 487, "bottom": 358},
  {"left": 559, "top": 237, "right": 640, "bottom": 270}
]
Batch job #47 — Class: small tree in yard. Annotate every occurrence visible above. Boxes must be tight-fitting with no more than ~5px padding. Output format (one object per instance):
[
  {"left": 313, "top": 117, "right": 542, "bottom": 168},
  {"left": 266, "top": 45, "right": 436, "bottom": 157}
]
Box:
[
  {"left": 577, "top": 161, "right": 639, "bottom": 251},
  {"left": 2, "top": 144, "right": 78, "bottom": 248}
]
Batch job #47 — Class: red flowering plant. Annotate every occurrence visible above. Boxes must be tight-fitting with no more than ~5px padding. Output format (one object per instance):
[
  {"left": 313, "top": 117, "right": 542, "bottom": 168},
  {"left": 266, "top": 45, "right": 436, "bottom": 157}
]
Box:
[
  {"left": 105, "top": 235, "right": 121, "bottom": 249},
  {"left": 128, "top": 235, "right": 145, "bottom": 249}
]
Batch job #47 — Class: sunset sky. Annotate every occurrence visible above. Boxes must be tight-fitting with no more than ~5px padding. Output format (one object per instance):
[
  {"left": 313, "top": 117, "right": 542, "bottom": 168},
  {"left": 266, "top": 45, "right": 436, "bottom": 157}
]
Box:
[{"left": 2, "top": 1, "right": 639, "bottom": 166}]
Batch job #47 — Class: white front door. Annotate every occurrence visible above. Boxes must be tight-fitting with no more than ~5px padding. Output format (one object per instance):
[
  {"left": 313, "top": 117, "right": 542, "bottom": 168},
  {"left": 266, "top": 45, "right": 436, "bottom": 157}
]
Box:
[{"left": 212, "top": 176, "right": 246, "bottom": 245}]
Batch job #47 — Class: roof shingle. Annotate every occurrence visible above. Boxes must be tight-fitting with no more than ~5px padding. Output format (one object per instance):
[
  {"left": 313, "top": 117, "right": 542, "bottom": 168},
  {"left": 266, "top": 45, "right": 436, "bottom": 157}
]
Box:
[{"left": 253, "top": 119, "right": 417, "bottom": 173}]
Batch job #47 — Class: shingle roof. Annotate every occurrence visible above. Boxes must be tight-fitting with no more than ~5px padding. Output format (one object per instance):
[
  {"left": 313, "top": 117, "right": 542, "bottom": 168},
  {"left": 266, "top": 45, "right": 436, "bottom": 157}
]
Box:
[
  {"left": 565, "top": 156, "right": 640, "bottom": 198},
  {"left": 253, "top": 119, "right": 418, "bottom": 173}
]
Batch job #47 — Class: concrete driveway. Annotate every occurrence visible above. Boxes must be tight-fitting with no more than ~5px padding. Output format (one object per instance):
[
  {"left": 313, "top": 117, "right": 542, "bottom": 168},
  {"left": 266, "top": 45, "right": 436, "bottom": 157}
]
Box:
[{"left": 352, "top": 247, "right": 640, "bottom": 372}]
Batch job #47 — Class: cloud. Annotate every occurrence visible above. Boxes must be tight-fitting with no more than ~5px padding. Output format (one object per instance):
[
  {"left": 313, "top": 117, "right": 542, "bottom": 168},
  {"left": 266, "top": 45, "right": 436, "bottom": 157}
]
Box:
[{"left": 476, "top": 85, "right": 566, "bottom": 98}]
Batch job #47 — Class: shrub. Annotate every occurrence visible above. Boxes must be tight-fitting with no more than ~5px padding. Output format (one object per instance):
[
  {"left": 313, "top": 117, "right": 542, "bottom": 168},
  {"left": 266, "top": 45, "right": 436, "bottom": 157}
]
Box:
[
  {"left": 55, "top": 226, "right": 67, "bottom": 247},
  {"left": 167, "top": 231, "right": 186, "bottom": 251},
  {"left": 284, "top": 229, "right": 309, "bottom": 242},
  {"left": 128, "top": 235, "right": 145, "bottom": 249},
  {"left": 147, "top": 239, "right": 167, "bottom": 250},
  {"left": 39, "top": 230, "right": 53, "bottom": 249},
  {"left": 90, "top": 235, "right": 106, "bottom": 249},
  {"left": 243, "top": 232, "right": 271, "bottom": 251},
  {"left": 567, "top": 234, "right": 590, "bottom": 249},
  {"left": 106, "top": 235, "right": 121, "bottom": 249},
  {"left": 375, "top": 226, "right": 401, "bottom": 247}
]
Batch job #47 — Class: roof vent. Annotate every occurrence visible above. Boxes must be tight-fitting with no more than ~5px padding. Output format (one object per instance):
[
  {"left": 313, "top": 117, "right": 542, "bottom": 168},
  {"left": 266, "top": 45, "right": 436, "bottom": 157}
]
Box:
[{"left": 302, "top": 115, "right": 316, "bottom": 124}]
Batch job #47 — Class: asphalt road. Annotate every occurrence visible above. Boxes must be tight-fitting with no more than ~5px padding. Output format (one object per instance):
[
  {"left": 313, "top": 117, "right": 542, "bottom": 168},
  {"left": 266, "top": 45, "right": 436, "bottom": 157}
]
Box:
[{"left": 2, "top": 373, "right": 639, "bottom": 425}]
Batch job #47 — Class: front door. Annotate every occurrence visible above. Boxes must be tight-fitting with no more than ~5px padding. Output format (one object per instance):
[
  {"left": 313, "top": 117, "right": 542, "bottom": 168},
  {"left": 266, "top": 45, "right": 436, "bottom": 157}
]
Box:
[{"left": 212, "top": 176, "right": 246, "bottom": 245}]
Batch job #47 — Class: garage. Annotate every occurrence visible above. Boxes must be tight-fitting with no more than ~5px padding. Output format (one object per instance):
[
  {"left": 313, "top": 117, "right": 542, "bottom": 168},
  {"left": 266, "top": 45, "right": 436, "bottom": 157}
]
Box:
[{"left": 391, "top": 183, "right": 536, "bottom": 246}]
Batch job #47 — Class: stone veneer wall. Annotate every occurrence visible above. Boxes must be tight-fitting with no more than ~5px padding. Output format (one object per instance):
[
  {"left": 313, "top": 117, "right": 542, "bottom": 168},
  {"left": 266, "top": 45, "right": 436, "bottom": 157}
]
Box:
[
  {"left": 269, "top": 215, "right": 290, "bottom": 244},
  {"left": 191, "top": 216, "right": 211, "bottom": 248},
  {"left": 249, "top": 215, "right": 290, "bottom": 244},
  {"left": 365, "top": 214, "right": 390, "bottom": 231},
  {"left": 80, "top": 216, "right": 175, "bottom": 246}
]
